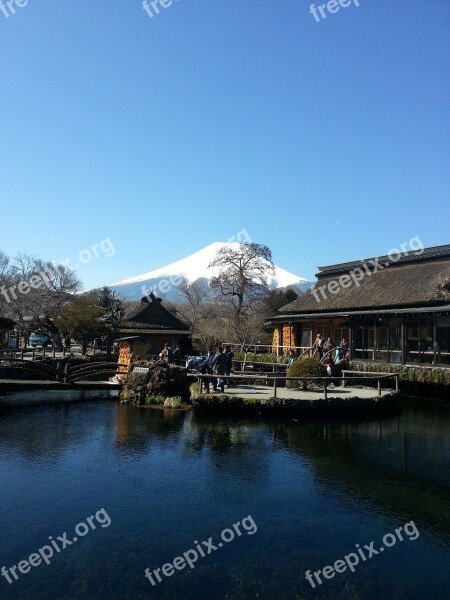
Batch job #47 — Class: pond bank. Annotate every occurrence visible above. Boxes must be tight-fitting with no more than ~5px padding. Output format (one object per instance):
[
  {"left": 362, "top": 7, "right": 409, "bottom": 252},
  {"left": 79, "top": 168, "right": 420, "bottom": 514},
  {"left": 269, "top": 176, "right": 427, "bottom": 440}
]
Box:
[{"left": 189, "top": 385, "right": 401, "bottom": 416}]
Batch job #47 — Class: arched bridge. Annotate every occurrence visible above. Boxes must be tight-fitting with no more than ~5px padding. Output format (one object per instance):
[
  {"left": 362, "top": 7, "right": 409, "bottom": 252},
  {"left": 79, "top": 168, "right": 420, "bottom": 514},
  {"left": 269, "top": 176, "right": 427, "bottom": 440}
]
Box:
[{"left": 0, "top": 356, "right": 126, "bottom": 385}]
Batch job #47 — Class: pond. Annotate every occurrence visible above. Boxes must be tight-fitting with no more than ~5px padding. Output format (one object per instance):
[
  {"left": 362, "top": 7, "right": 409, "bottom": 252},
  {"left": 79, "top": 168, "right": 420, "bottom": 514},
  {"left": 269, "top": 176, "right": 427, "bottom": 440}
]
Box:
[{"left": 0, "top": 400, "right": 449, "bottom": 599}]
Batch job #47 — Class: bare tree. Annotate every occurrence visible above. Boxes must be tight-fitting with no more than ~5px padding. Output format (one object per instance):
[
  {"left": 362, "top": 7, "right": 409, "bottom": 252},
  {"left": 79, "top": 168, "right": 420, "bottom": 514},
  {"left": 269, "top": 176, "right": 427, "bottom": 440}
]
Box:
[
  {"left": 176, "top": 278, "right": 211, "bottom": 337},
  {"left": 0, "top": 251, "right": 82, "bottom": 345},
  {"left": 208, "top": 243, "right": 275, "bottom": 348}
]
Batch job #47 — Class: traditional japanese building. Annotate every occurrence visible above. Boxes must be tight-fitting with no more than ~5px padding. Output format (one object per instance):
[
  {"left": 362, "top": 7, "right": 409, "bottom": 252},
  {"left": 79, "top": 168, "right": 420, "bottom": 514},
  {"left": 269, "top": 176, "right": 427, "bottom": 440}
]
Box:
[
  {"left": 0, "top": 317, "right": 16, "bottom": 349},
  {"left": 117, "top": 293, "right": 191, "bottom": 358},
  {"left": 266, "top": 244, "right": 450, "bottom": 367}
]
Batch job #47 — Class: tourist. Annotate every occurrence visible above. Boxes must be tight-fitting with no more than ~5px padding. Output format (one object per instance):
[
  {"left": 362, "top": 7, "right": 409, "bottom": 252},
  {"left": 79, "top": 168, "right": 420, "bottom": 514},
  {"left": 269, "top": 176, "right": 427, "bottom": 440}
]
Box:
[
  {"left": 172, "top": 345, "right": 181, "bottom": 366},
  {"left": 339, "top": 336, "right": 350, "bottom": 360},
  {"left": 321, "top": 351, "right": 334, "bottom": 375},
  {"left": 321, "top": 337, "right": 334, "bottom": 363},
  {"left": 64, "top": 334, "right": 71, "bottom": 351},
  {"left": 161, "top": 343, "right": 173, "bottom": 364},
  {"left": 225, "top": 345, "right": 234, "bottom": 387},
  {"left": 287, "top": 349, "right": 297, "bottom": 368},
  {"left": 212, "top": 347, "right": 227, "bottom": 393},
  {"left": 198, "top": 356, "right": 210, "bottom": 393},
  {"left": 313, "top": 333, "right": 324, "bottom": 358}
]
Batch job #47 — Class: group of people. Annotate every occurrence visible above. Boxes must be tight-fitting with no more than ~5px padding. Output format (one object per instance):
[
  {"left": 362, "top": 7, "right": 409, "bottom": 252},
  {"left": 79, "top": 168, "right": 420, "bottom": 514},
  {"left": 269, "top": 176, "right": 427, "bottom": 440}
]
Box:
[
  {"left": 313, "top": 334, "right": 350, "bottom": 368},
  {"left": 198, "top": 346, "right": 234, "bottom": 394},
  {"left": 160, "top": 343, "right": 182, "bottom": 366}
]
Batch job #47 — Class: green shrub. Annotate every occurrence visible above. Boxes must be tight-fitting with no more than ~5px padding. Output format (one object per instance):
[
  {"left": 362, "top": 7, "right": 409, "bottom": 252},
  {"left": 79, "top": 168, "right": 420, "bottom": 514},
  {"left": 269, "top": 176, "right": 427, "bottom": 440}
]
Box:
[
  {"left": 349, "top": 361, "right": 450, "bottom": 386},
  {"left": 121, "top": 362, "right": 191, "bottom": 405},
  {"left": 146, "top": 395, "right": 166, "bottom": 405},
  {"left": 287, "top": 358, "right": 327, "bottom": 390},
  {"left": 164, "top": 397, "right": 182, "bottom": 408},
  {"left": 233, "top": 351, "right": 288, "bottom": 364}
]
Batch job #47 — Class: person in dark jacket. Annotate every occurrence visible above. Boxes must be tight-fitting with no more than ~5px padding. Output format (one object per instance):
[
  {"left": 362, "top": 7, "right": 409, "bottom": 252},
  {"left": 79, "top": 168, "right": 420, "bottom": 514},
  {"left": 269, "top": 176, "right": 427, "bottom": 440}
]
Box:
[
  {"left": 225, "top": 345, "right": 234, "bottom": 388},
  {"left": 172, "top": 345, "right": 181, "bottom": 365},
  {"left": 212, "top": 347, "right": 227, "bottom": 393}
]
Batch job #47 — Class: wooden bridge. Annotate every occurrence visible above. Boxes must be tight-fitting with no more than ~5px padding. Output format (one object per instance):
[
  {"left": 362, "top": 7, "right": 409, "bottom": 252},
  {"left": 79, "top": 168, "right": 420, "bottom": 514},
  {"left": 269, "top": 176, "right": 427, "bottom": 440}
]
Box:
[{"left": 0, "top": 353, "right": 125, "bottom": 388}]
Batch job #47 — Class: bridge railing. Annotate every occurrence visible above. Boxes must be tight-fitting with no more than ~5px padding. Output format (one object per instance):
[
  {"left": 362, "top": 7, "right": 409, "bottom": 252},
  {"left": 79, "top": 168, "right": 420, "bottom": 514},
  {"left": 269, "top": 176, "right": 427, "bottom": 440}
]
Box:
[
  {"left": 0, "top": 355, "right": 128, "bottom": 384},
  {"left": 188, "top": 372, "right": 399, "bottom": 400}
]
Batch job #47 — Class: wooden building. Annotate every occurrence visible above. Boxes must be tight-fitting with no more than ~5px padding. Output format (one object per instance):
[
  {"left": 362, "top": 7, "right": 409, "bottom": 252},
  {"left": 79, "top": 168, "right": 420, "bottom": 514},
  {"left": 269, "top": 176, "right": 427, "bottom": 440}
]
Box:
[
  {"left": 0, "top": 317, "right": 16, "bottom": 349},
  {"left": 266, "top": 244, "right": 450, "bottom": 367},
  {"left": 117, "top": 293, "right": 190, "bottom": 357}
]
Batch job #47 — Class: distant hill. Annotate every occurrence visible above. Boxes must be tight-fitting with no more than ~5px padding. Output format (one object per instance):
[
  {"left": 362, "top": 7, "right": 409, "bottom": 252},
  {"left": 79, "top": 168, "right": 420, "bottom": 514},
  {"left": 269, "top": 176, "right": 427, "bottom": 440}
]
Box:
[{"left": 111, "top": 242, "right": 310, "bottom": 302}]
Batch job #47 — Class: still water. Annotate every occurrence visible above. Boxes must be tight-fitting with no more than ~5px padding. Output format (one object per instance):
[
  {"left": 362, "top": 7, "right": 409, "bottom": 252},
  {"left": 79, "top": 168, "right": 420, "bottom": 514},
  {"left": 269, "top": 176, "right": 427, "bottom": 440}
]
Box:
[{"left": 0, "top": 400, "right": 449, "bottom": 600}]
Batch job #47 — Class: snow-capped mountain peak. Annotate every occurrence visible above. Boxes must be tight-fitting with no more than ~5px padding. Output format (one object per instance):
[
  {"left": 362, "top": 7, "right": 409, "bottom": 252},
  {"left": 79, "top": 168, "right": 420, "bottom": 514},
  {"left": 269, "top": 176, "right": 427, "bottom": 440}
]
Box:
[{"left": 112, "top": 242, "right": 309, "bottom": 300}]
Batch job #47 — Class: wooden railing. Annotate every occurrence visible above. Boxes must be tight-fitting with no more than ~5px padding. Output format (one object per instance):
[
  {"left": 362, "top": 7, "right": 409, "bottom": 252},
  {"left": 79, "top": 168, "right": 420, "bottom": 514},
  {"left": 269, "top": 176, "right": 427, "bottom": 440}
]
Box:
[{"left": 188, "top": 372, "right": 399, "bottom": 400}]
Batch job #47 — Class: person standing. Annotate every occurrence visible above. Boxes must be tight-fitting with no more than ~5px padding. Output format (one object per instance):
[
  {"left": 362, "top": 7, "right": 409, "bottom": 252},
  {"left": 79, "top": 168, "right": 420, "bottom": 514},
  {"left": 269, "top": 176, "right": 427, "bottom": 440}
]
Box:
[
  {"left": 172, "top": 345, "right": 181, "bottom": 366},
  {"left": 225, "top": 345, "right": 234, "bottom": 388},
  {"left": 212, "top": 347, "right": 227, "bottom": 393},
  {"left": 339, "top": 336, "right": 350, "bottom": 360},
  {"left": 313, "top": 334, "right": 324, "bottom": 358},
  {"left": 161, "top": 343, "right": 173, "bottom": 364},
  {"left": 64, "top": 334, "right": 71, "bottom": 351}
]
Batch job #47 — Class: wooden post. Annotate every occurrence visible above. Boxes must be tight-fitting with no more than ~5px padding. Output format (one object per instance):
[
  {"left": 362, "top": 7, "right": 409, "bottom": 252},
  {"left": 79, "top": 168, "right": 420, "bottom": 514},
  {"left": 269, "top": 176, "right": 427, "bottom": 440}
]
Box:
[
  {"left": 378, "top": 378, "right": 381, "bottom": 398},
  {"left": 32, "top": 349, "right": 35, "bottom": 361},
  {"left": 56, "top": 361, "right": 62, "bottom": 382},
  {"left": 324, "top": 380, "right": 328, "bottom": 400},
  {"left": 395, "top": 374, "right": 399, "bottom": 392},
  {"left": 273, "top": 377, "right": 277, "bottom": 399}
]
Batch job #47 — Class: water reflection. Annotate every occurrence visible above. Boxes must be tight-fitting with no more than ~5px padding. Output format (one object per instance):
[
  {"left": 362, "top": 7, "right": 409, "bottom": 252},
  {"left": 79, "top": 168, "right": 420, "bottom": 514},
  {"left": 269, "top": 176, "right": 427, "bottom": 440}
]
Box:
[{"left": 0, "top": 400, "right": 449, "bottom": 600}]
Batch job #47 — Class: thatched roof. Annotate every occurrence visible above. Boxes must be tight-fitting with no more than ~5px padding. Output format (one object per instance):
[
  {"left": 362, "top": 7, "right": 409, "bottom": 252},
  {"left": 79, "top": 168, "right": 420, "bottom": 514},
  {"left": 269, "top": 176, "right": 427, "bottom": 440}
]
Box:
[
  {"left": 278, "top": 246, "right": 450, "bottom": 315},
  {"left": 120, "top": 293, "right": 189, "bottom": 332}
]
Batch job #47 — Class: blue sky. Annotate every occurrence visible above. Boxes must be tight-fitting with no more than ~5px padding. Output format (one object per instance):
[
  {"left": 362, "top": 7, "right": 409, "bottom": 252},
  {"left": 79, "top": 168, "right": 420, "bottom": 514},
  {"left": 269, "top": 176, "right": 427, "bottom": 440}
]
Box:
[{"left": 1, "top": 0, "right": 449, "bottom": 289}]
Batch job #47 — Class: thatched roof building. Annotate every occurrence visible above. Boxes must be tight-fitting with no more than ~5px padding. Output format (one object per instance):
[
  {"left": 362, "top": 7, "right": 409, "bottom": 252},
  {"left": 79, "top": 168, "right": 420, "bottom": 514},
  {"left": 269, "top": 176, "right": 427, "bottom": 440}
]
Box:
[
  {"left": 118, "top": 293, "right": 190, "bottom": 357},
  {"left": 0, "top": 317, "right": 16, "bottom": 349},
  {"left": 266, "top": 244, "right": 450, "bottom": 367}
]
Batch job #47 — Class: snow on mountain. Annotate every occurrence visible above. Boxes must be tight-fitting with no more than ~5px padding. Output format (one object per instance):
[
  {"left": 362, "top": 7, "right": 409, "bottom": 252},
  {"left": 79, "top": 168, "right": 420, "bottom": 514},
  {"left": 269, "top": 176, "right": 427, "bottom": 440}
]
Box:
[{"left": 112, "top": 242, "right": 309, "bottom": 301}]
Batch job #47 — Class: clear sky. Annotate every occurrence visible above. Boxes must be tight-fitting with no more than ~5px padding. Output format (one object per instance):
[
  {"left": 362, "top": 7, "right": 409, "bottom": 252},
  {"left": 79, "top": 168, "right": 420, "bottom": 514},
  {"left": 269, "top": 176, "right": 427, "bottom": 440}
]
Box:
[{"left": 1, "top": 0, "right": 449, "bottom": 290}]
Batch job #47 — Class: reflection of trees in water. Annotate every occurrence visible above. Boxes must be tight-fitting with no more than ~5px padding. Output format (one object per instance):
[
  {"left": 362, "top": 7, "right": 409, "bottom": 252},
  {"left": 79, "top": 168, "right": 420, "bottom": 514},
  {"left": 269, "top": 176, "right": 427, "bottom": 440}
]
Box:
[
  {"left": 114, "top": 405, "right": 186, "bottom": 451},
  {"left": 277, "top": 409, "right": 450, "bottom": 542},
  {"left": 0, "top": 402, "right": 114, "bottom": 460},
  {"left": 185, "top": 409, "right": 450, "bottom": 542},
  {"left": 185, "top": 412, "right": 271, "bottom": 491}
]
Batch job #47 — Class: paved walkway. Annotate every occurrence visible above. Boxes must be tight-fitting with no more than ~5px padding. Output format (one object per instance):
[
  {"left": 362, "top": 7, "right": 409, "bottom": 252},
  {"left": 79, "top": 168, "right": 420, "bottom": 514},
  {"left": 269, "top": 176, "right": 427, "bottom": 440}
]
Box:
[{"left": 208, "top": 384, "right": 392, "bottom": 401}]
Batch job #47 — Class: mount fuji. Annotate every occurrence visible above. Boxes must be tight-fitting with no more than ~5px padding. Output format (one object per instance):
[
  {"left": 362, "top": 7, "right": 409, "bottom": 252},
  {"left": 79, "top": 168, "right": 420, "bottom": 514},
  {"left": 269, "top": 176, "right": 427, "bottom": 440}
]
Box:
[{"left": 111, "top": 242, "right": 310, "bottom": 302}]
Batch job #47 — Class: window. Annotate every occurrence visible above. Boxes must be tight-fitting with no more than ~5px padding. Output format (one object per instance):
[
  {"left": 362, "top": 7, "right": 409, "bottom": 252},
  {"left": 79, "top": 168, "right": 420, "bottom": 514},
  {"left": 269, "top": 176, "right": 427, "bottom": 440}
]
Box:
[
  {"left": 353, "top": 320, "right": 375, "bottom": 360},
  {"left": 316, "top": 325, "right": 332, "bottom": 342},
  {"left": 419, "top": 317, "right": 434, "bottom": 364},
  {"left": 405, "top": 317, "right": 419, "bottom": 363},
  {"left": 436, "top": 316, "right": 450, "bottom": 365}
]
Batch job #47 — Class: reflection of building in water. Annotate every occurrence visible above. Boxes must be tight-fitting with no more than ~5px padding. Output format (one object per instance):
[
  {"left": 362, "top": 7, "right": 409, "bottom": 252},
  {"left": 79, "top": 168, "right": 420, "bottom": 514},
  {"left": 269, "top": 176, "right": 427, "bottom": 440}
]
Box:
[
  {"left": 114, "top": 403, "right": 186, "bottom": 450},
  {"left": 267, "top": 244, "right": 450, "bottom": 367},
  {"left": 115, "top": 405, "right": 130, "bottom": 445},
  {"left": 278, "top": 411, "right": 450, "bottom": 541}
]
